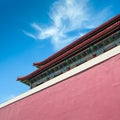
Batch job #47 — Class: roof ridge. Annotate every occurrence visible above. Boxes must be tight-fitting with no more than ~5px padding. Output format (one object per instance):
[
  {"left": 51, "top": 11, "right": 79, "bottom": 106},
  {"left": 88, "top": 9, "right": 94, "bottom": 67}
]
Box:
[{"left": 33, "top": 14, "right": 120, "bottom": 67}]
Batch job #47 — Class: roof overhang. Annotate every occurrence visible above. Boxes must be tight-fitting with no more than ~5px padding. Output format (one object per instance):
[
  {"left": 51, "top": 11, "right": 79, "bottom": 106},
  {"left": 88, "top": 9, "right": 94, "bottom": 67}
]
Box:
[{"left": 17, "top": 14, "right": 120, "bottom": 82}]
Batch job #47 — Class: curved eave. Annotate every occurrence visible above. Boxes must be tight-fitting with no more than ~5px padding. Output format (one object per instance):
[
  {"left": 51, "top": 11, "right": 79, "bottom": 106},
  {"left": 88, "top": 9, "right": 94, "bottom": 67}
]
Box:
[
  {"left": 17, "top": 77, "right": 30, "bottom": 86},
  {"left": 33, "top": 14, "right": 120, "bottom": 67},
  {"left": 17, "top": 21, "right": 120, "bottom": 81},
  {"left": 33, "top": 63, "right": 41, "bottom": 68}
]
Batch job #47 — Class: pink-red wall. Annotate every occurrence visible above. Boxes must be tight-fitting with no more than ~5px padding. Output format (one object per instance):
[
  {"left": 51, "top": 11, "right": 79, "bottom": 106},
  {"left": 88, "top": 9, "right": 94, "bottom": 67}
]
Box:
[{"left": 0, "top": 54, "right": 120, "bottom": 120}]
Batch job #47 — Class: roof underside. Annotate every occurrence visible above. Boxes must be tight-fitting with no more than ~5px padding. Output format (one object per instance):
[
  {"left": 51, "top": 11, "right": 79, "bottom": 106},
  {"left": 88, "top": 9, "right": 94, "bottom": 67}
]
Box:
[
  {"left": 17, "top": 14, "right": 120, "bottom": 82},
  {"left": 33, "top": 14, "right": 120, "bottom": 67}
]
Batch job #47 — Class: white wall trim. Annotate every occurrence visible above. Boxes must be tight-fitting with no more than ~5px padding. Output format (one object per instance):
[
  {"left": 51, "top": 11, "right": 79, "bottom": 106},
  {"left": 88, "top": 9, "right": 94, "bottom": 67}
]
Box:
[{"left": 0, "top": 45, "right": 120, "bottom": 108}]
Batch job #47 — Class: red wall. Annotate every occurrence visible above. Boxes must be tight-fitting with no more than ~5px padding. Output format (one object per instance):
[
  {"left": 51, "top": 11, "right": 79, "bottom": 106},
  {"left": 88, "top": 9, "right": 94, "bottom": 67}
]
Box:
[{"left": 0, "top": 54, "right": 120, "bottom": 120}]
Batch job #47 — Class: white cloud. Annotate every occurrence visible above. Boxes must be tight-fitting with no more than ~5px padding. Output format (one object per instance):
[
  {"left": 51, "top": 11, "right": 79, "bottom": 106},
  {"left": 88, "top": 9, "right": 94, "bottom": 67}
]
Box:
[
  {"left": 23, "top": 30, "right": 37, "bottom": 40},
  {"left": 24, "top": 0, "right": 111, "bottom": 51}
]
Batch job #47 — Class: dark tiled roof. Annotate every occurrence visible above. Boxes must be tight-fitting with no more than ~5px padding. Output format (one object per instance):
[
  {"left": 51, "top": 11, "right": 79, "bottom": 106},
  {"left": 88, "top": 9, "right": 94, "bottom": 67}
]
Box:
[
  {"left": 33, "top": 14, "right": 120, "bottom": 67},
  {"left": 18, "top": 14, "right": 120, "bottom": 81}
]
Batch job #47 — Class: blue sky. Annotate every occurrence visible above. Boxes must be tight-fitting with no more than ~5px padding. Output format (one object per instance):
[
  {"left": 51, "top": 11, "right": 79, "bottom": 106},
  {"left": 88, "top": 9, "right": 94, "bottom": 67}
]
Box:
[{"left": 0, "top": 0, "right": 119, "bottom": 103}]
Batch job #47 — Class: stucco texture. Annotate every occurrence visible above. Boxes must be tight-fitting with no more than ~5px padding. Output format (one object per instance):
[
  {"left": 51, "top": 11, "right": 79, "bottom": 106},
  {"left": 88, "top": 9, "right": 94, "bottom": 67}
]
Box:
[{"left": 0, "top": 54, "right": 120, "bottom": 120}]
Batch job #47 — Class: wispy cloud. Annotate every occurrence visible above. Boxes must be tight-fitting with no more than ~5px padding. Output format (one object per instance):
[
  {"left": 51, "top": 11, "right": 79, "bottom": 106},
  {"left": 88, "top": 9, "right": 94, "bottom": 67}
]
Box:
[
  {"left": 23, "top": 30, "right": 37, "bottom": 40},
  {"left": 24, "top": 0, "right": 111, "bottom": 50}
]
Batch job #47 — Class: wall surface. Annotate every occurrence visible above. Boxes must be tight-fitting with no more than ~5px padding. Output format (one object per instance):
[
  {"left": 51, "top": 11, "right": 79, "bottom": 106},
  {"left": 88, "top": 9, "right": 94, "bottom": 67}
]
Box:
[{"left": 0, "top": 54, "right": 120, "bottom": 120}]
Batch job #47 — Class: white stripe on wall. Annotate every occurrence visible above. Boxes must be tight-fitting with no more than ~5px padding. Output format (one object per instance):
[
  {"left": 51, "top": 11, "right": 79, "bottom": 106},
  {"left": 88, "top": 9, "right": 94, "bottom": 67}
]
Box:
[{"left": 0, "top": 45, "right": 120, "bottom": 108}]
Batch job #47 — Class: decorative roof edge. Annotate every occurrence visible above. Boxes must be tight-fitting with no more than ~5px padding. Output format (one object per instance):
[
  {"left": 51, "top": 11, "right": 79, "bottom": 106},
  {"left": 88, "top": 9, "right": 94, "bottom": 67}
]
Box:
[
  {"left": 17, "top": 15, "right": 120, "bottom": 81},
  {"left": 33, "top": 14, "right": 120, "bottom": 67}
]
